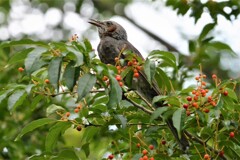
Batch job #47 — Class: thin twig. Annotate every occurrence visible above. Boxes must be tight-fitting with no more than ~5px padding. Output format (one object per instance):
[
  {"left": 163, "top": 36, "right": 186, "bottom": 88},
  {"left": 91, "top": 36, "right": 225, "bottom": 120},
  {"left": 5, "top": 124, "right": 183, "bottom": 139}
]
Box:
[
  {"left": 135, "top": 91, "right": 155, "bottom": 111},
  {"left": 126, "top": 97, "right": 153, "bottom": 114}
]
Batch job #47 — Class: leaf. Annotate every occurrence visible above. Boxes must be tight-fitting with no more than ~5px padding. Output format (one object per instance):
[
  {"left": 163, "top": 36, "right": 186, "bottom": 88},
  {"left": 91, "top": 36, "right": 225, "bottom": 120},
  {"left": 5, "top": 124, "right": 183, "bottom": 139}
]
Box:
[
  {"left": 46, "top": 104, "right": 65, "bottom": 117},
  {"left": 107, "top": 74, "right": 122, "bottom": 108},
  {"left": 0, "top": 39, "right": 49, "bottom": 48},
  {"left": 8, "top": 48, "right": 34, "bottom": 65},
  {"left": 83, "top": 39, "right": 92, "bottom": 52},
  {"left": 172, "top": 108, "right": 186, "bottom": 138},
  {"left": 52, "top": 149, "right": 79, "bottom": 160},
  {"left": 82, "top": 126, "right": 100, "bottom": 143},
  {"left": 82, "top": 143, "right": 90, "bottom": 158},
  {"left": 24, "top": 47, "right": 47, "bottom": 74},
  {"left": 77, "top": 73, "right": 96, "bottom": 101},
  {"left": 150, "top": 107, "right": 168, "bottom": 122},
  {"left": 199, "top": 23, "right": 216, "bottom": 40},
  {"left": 66, "top": 46, "right": 84, "bottom": 66},
  {"left": 207, "top": 41, "right": 237, "bottom": 56},
  {"left": 45, "top": 121, "right": 71, "bottom": 153},
  {"left": 149, "top": 50, "right": 176, "bottom": 64},
  {"left": 63, "top": 61, "right": 80, "bottom": 91},
  {"left": 0, "top": 89, "right": 14, "bottom": 105},
  {"left": 155, "top": 68, "right": 172, "bottom": 92},
  {"left": 30, "top": 95, "right": 44, "bottom": 111},
  {"left": 115, "top": 115, "right": 127, "bottom": 129},
  {"left": 143, "top": 58, "right": 156, "bottom": 84},
  {"left": 48, "top": 57, "right": 62, "bottom": 91},
  {"left": 15, "top": 118, "right": 57, "bottom": 141},
  {"left": 8, "top": 90, "right": 27, "bottom": 112}
]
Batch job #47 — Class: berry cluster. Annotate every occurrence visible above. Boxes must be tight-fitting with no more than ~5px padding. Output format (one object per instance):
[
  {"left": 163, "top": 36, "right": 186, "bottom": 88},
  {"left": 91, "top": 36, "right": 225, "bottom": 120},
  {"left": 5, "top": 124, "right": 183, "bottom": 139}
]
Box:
[{"left": 183, "top": 74, "right": 229, "bottom": 115}]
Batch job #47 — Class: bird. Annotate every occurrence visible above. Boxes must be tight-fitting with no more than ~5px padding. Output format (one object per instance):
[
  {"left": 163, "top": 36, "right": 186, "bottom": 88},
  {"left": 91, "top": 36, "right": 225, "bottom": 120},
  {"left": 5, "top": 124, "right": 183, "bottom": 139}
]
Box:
[{"left": 88, "top": 19, "right": 189, "bottom": 151}]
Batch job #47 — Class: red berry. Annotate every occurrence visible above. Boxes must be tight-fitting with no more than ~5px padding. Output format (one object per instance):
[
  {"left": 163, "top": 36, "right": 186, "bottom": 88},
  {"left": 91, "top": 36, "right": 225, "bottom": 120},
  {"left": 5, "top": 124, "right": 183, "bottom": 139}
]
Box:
[
  {"left": 193, "top": 95, "right": 198, "bottom": 101},
  {"left": 142, "top": 149, "right": 148, "bottom": 155},
  {"left": 66, "top": 112, "right": 70, "bottom": 117},
  {"left": 212, "top": 74, "right": 217, "bottom": 79},
  {"left": 186, "top": 110, "right": 191, "bottom": 116},
  {"left": 74, "top": 108, "right": 79, "bottom": 113},
  {"left": 204, "top": 153, "right": 210, "bottom": 159},
  {"left": 223, "top": 90, "right": 228, "bottom": 96},
  {"left": 108, "top": 154, "right": 114, "bottom": 159},
  {"left": 136, "top": 66, "right": 142, "bottom": 70},
  {"left": 161, "top": 140, "right": 166, "bottom": 145},
  {"left": 187, "top": 96, "right": 192, "bottom": 101},
  {"left": 195, "top": 76, "right": 200, "bottom": 81},
  {"left": 149, "top": 157, "right": 154, "bottom": 160},
  {"left": 149, "top": 144, "right": 154, "bottom": 150},
  {"left": 192, "top": 102, "right": 198, "bottom": 108},
  {"left": 137, "top": 143, "right": 141, "bottom": 148},
  {"left": 192, "top": 90, "right": 196, "bottom": 94},
  {"left": 230, "top": 132, "right": 235, "bottom": 138},
  {"left": 201, "top": 89, "right": 206, "bottom": 94},
  {"left": 18, "top": 67, "right": 24, "bottom": 72},
  {"left": 127, "top": 61, "right": 132, "bottom": 66},
  {"left": 210, "top": 101, "right": 216, "bottom": 107},
  {"left": 203, "top": 108, "right": 209, "bottom": 113},
  {"left": 133, "top": 61, "right": 138, "bottom": 66},
  {"left": 183, "top": 104, "right": 188, "bottom": 109},
  {"left": 139, "top": 158, "right": 143, "bottom": 160},
  {"left": 207, "top": 96, "right": 212, "bottom": 102},
  {"left": 219, "top": 150, "right": 224, "bottom": 157},
  {"left": 142, "top": 155, "right": 148, "bottom": 160},
  {"left": 134, "top": 72, "right": 139, "bottom": 78},
  {"left": 45, "top": 79, "right": 50, "bottom": 84},
  {"left": 115, "top": 75, "right": 121, "bottom": 81},
  {"left": 116, "top": 65, "right": 121, "bottom": 70}
]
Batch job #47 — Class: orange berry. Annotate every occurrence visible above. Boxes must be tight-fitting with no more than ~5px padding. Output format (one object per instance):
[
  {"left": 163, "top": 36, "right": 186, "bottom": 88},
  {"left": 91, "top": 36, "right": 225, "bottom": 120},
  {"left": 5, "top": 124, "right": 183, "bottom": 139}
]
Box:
[
  {"left": 192, "top": 90, "right": 196, "bottom": 94},
  {"left": 202, "top": 74, "right": 207, "bottom": 78},
  {"left": 149, "top": 144, "right": 154, "bottom": 150},
  {"left": 203, "top": 108, "right": 209, "bottom": 113},
  {"left": 212, "top": 74, "right": 217, "bottom": 79},
  {"left": 74, "top": 108, "right": 79, "bottom": 113},
  {"left": 202, "top": 81, "right": 206, "bottom": 86},
  {"left": 142, "top": 155, "right": 148, "bottom": 160},
  {"left": 149, "top": 157, "right": 154, "bottom": 160},
  {"left": 136, "top": 66, "right": 142, "bottom": 70},
  {"left": 139, "top": 158, "right": 143, "bottom": 160},
  {"left": 115, "top": 75, "right": 121, "bottom": 81},
  {"left": 137, "top": 143, "right": 141, "bottom": 148},
  {"left": 76, "top": 125, "right": 82, "bottom": 131},
  {"left": 45, "top": 79, "right": 50, "bottom": 84},
  {"left": 77, "top": 104, "right": 82, "bottom": 109},
  {"left": 195, "top": 76, "right": 200, "bottom": 81},
  {"left": 116, "top": 65, "right": 121, "bottom": 70},
  {"left": 132, "top": 58, "right": 137, "bottom": 63},
  {"left": 66, "top": 112, "right": 70, "bottom": 117},
  {"left": 133, "top": 61, "right": 138, "bottom": 66},
  {"left": 204, "top": 154, "right": 210, "bottom": 159},
  {"left": 119, "top": 81, "right": 123, "bottom": 87},
  {"left": 192, "top": 102, "right": 198, "bottom": 108},
  {"left": 207, "top": 96, "right": 212, "bottom": 102},
  {"left": 210, "top": 101, "right": 216, "bottom": 107},
  {"left": 229, "top": 132, "right": 235, "bottom": 138},
  {"left": 127, "top": 61, "right": 132, "bottom": 66},
  {"left": 134, "top": 72, "right": 139, "bottom": 78},
  {"left": 202, "top": 93, "right": 206, "bottom": 97},
  {"left": 102, "top": 76, "right": 108, "bottom": 81},
  {"left": 133, "top": 69, "right": 138, "bottom": 73},
  {"left": 18, "top": 67, "right": 24, "bottom": 72},
  {"left": 205, "top": 89, "right": 209, "bottom": 93},
  {"left": 193, "top": 95, "right": 198, "bottom": 101},
  {"left": 223, "top": 90, "right": 228, "bottom": 96},
  {"left": 142, "top": 149, "right": 148, "bottom": 155},
  {"left": 201, "top": 89, "right": 206, "bottom": 94}
]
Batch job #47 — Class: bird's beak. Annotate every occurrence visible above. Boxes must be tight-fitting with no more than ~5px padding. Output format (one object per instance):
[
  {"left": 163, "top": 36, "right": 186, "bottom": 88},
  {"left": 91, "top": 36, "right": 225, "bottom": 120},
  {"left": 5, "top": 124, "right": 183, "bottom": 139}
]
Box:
[{"left": 88, "top": 19, "right": 103, "bottom": 28}]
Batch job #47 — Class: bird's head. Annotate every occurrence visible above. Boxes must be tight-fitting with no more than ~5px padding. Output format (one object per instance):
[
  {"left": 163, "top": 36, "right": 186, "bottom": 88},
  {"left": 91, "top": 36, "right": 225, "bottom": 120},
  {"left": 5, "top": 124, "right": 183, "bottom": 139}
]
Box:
[{"left": 88, "top": 19, "right": 127, "bottom": 40}]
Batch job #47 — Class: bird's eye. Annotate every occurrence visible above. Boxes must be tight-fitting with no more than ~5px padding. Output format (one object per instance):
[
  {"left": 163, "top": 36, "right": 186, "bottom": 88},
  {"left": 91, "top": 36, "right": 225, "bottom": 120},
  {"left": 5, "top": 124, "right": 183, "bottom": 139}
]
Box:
[{"left": 106, "top": 21, "right": 112, "bottom": 26}]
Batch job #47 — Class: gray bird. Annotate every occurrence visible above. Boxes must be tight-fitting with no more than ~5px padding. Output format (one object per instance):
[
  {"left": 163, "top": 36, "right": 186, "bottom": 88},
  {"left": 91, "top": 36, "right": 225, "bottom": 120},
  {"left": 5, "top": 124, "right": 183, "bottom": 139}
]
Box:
[{"left": 88, "top": 19, "right": 189, "bottom": 151}]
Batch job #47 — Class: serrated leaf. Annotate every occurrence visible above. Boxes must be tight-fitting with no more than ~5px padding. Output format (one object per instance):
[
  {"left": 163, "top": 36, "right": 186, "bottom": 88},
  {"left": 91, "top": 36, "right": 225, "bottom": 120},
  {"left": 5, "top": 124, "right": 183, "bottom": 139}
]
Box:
[
  {"left": 24, "top": 47, "right": 47, "bottom": 74},
  {"left": 8, "top": 48, "right": 34, "bottom": 65},
  {"left": 0, "top": 89, "right": 14, "bottom": 104},
  {"left": 143, "top": 58, "right": 156, "bottom": 84},
  {"left": 155, "top": 68, "right": 171, "bottom": 92},
  {"left": 15, "top": 118, "right": 57, "bottom": 141},
  {"left": 172, "top": 108, "right": 186, "bottom": 138},
  {"left": 45, "top": 121, "right": 71, "bottom": 153},
  {"left": 46, "top": 104, "right": 65, "bottom": 117},
  {"left": 150, "top": 107, "right": 168, "bottom": 122},
  {"left": 107, "top": 74, "right": 122, "bottom": 107},
  {"left": 115, "top": 114, "right": 127, "bottom": 129},
  {"left": 48, "top": 57, "right": 62, "bottom": 91},
  {"left": 30, "top": 95, "right": 44, "bottom": 111},
  {"left": 8, "top": 90, "right": 27, "bottom": 112},
  {"left": 77, "top": 73, "right": 96, "bottom": 101},
  {"left": 199, "top": 23, "right": 216, "bottom": 41}
]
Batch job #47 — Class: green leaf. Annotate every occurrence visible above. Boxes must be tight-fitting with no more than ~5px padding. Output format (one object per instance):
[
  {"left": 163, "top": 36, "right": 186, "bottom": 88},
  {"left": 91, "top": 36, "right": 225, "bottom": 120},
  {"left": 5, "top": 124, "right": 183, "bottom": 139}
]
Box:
[
  {"left": 24, "top": 47, "right": 47, "bottom": 74},
  {"left": 199, "top": 23, "right": 216, "bottom": 41},
  {"left": 207, "top": 41, "right": 237, "bottom": 56},
  {"left": 149, "top": 50, "right": 176, "bottom": 64},
  {"left": 172, "top": 108, "right": 186, "bottom": 137},
  {"left": 82, "top": 126, "right": 100, "bottom": 143},
  {"left": 0, "top": 39, "right": 48, "bottom": 48},
  {"left": 48, "top": 57, "right": 62, "bottom": 91},
  {"left": 0, "top": 89, "right": 14, "bottom": 105},
  {"left": 45, "top": 121, "right": 71, "bottom": 153},
  {"left": 77, "top": 73, "right": 96, "bottom": 101},
  {"left": 143, "top": 58, "right": 156, "bottom": 84},
  {"left": 63, "top": 61, "right": 80, "bottom": 91},
  {"left": 15, "top": 118, "right": 57, "bottom": 141},
  {"left": 51, "top": 149, "right": 79, "bottom": 160},
  {"left": 30, "top": 95, "right": 44, "bottom": 111},
  {"left": 83, "top": 39, "right": 92, "bottom": 52},
  {"left": 150, "top": 107, "right": 168, "bottom": 122},
  {"left": 189, "top": 40, "right": 196, "bottom": 53},
  {"left": 8, "top": 90, "right": 27, "bottom": 112},
  {"left": 225, "top": 88, "right": 238, "bottom": 101},
  {"left": 66, "top": 46, "right": 84, "bottom": 66},
  {"left": 82, "top": 143, "right": 90, "bottom": 158},
  {"left": 155, "top": 68, "right": 172, "bottom": 92},
  {"left": 115, "top": 115, "right": 127, "bottom": 129},
  {"left": 107, "top": 74, "right": 122, "bottom": 107},
  {"left": 46, "top": 104, "right": 65, "bottom": 117},
  {"left": 8, "top": 48, "right": 34, "bottom": 65}
]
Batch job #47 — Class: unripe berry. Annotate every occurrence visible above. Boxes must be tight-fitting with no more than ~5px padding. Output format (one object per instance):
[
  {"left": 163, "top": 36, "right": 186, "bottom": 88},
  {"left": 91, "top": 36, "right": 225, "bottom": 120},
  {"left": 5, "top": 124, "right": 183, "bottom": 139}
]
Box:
[{"left": 137, "top": 143, "right": 141, "bottom": 148}]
